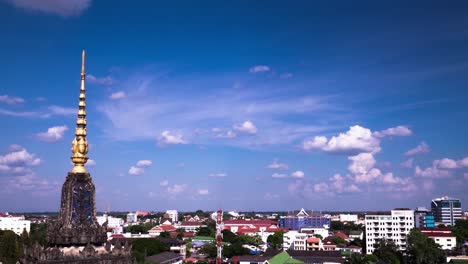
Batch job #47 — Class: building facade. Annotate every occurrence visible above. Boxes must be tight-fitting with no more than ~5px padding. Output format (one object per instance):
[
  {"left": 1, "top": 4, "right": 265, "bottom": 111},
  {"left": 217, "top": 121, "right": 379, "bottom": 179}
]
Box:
[
  {"left": 431, "top": 196, "right": 462, "bottom": 226},
  {"left": 166, "top": 210, "right": 178, "bottom": 223},
  {"left": 126, "top": 212, "right": 138, "bottom": 223},
  {"left": 96, "top": 214, "right": 124, "bottom": 229},
  {"left": 0, "top": 213, "right": 31, "bottom": 235},
  {"left": 365, "top": 209, "right": 414, "bottom": 254},
  {"left": 414, "top": 207, "right": 435, "bottom": 228},
  {"left": 421, "top": 227, "right": 457, "bottom": 250},
  {"left": 280, "top": 208, "right": 331, "bottom": 230}
]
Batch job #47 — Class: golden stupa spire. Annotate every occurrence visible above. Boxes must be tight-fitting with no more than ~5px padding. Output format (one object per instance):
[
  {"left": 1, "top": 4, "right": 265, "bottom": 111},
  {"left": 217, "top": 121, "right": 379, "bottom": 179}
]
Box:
[{"left": 71, "top": 50, "right": 89, "bottom": 173}]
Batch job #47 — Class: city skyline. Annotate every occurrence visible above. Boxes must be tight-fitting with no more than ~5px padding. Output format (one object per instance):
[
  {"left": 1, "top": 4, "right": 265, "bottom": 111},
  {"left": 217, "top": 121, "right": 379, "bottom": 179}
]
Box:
[{"left": 0, "top": 1, "right": 467, "bottom": 212}]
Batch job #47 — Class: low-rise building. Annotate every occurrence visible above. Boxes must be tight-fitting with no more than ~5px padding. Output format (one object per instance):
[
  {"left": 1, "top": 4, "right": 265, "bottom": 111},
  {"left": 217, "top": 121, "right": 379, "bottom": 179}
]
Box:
[
  {"left": 421, "top": 227, "right": 457, "bottom": 250},
  {"left": 126, "top": 212, "right": 137, "bottom": 223},
  {"left": 178, "top": 221, "right": 206, "bottom": 232},
  {"left": 0, "top": 213, "right": 31, "bottom": 235},
  {"left": 166, "top": 210, "right": 178, "bottom": 223},
  {"left": 339, "top": 214, "right": 358, "bottom": 223},
  {"left": 96, "top": 214, "right": 124, "bottom": 229}
]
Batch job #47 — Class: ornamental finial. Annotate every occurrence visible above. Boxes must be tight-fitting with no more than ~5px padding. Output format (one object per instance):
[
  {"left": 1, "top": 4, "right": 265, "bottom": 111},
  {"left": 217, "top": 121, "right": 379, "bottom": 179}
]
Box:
[{"left": 71, "top": 50, "right": 89, "bottom": 173}]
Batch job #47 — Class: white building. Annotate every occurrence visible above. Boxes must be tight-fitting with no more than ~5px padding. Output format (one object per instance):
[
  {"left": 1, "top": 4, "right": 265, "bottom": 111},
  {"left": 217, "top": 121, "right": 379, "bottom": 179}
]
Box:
[
  {"left": 166, "top": 210, "right": 178, "bottom": 223},
  {"left": 421, "top": 228, "right": 457, "bottom": 250},
  {"left": 283, "top": 230, "right": 324, "bottom": 251},
  {"left": 365, "top": 209, "right": 414, "bottom": 254},
  {"left": 0, "top": 213, "right": 31, "bottom": 235},
  {"left": 126, "top": 212, "right": 137, "bottom": 223},
  {"left": 300, "top": 227, "right": 329, "bottom": 239},
  {"left": 97, "top": 214, "right": 124, "bottom": 229},
  {"left": 339, "top": 214, "right": 358, "bottom": 223}
]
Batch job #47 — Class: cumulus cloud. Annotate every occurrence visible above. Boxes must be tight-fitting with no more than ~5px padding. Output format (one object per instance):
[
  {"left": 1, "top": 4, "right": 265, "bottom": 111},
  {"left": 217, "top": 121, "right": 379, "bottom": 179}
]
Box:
[
  {"left": 160, "top": 180, "right": 169, "bottom": 187},
  {"left": 400, "top": 158, "right": 414, "bottom": 169},
  {"left": 157, "top": 131, "right": 187, "bottom": 146},
  {"left": 302, "top": 125, "right": 380, "bottom": 155},
  {"left": 48, "top": 105, "right": 76, "bottom": 116},
  {"left": 209, "top": 173, "right": 226, "bottom": 177},
  {"left": 198, "top": 189, "right": 209, "bottom": 195},
  {"left": 249, "top": 65, "right": 270, "bottom": 73},
  {"left": 87, "top": 159, "right": 96, "bottom": 166},
  {"left": 272, "top": 173, "right": 288, "bottom": 178},
  {"left": 136, "top": 160, "right": 152, "bottom": 167},
  {"left": 128, "top": 159, "right": 152, "bottom": 175},
  {"left": 373, "top": 126, "right": 412, "bottom": 138},
  {"left": 5, "top": 0, "right": 91, "bottom": 17},
  {"left": 291, "top": 170, "right": 305, "bottom": 178},
  {"left": 36, "top": 125, "right": 68, "bottom": 142},
  {"left": 414, "top": 156, "right": 468, "bottom": 178},
  {"left": 215, "top": 130, "right": 237, "bottom": 139},
  {"left": 167, "top": 184, "right": 187, "bottom": 195},
  {"left": 128, "top": 166, "right": 144, "bottom": 175},
  {"left": 233, "top": 120, "right": 258, "bottom": 134},
  {"left": 109, "top": 91, "right": 126, "bottom": 100},
  {"left": 0, "top": 146, "right": 41, "bottom": 168},
  {"left": 267, "top": 159, "right": 288, "bottom": 170},
  {"left": 87, "top": 74, "right": 114, "bottom": 86},
  {"left": 405, "top": 142, "right": 430, "bottom": 156},
  {"left": 0, "top": 95, "right": 24, "bottom": 105}
]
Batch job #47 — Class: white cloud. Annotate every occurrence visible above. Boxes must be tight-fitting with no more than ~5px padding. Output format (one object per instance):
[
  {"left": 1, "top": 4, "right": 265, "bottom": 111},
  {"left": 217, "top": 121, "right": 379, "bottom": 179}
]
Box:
[
  {"left": 434, "top": 158, "right": 458, "bottom": 169},
  {"left": 87, "top": 74, "right": 114, "bottom": 85},
  {"left": 157, "top": 131, "right": 187, "bottom": 146},
  {"left": 136, "top": 160, "right": 152, "bottom": 167},
  {"left": 128, "top": 166, "right": 144, "bottom": 175},
  {"left": 233, "top": 120, "right": 257, "bottom": 134},
  {"left": 291, "top": 170, "right": 305, "bottom": 178},
  {"left": 400, "top": 158, "right": 414, "bottom": 169},
  {"left": 302, "top": 125, "right": 380, "bottom": 154},
  {"left": 0, "top": 95, "right": 24, "bottom": 105},
  {"left": 267, "top": 159, "right": 288, "bottom": 170},
  {"left": 405, "top": 142, "right": 430, "bottom": 156},
  {"left": 5, "top": 0, "right": 91, "bottom": 17},
  {"left": 167, "top": 184, "right": 187, "bottom": 195},
  {"left": 373, "top": 126, "right": 412, "bottom": 138},
  {"left": 198, "top": 189, "right": 209, "bottom": 195},
  {"left": 459, "top": 157, "right": 468, "bottom": 168},
  {"left": 209, "top": 173, "right": 226, "bottom": 177},
  {"left": 160, "top": 180, "right": 169, "bottom": 187},
  {"left": 0, "top": 147, "right": 41, "bottom": 167},
  {"left": 415, "top": 165, "right": 450, "bottom": 178},
  {"left": 109, "top": 91, "right": 126, "bottom": 100},
  {"left": 414, "top": 156, "right": 468, "bottom": 178},
  {"left": 48, "top": 105, "right": 76, "bottom": 116},
  {"left": 215, "top": 130, "right": 237, "bottom": 139},
  {"left": 272, "top": 173, "right": 288, "bottom": 178},
  {"left": 87, "top": 159, "right": 96, "bottom": 166},
  {"left": 249, "top": 65, "right": 270, "bottom": 73},
  {"left": 314, "top": 183, "right": 329, "bottom": 193},
  {"left": 36, "top": 125, "right": 68, "bottom": 142}
]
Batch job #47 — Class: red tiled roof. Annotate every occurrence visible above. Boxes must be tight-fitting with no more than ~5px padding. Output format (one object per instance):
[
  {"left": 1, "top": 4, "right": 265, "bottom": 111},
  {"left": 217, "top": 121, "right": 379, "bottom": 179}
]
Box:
[
  {"left": 307, "top": 237, "right": 320, "bottom": 243},
  {"left": 110, "top": 234, "right": 125, "bottom": 238},
  {"left": 335, "top": 232, "right": 349, "bottom": 239},
  {"left": 346, "top": 245, "right": 361, "bottom": 249},
  {"left": 180, "top": 221, "right": 206, "bottom": 226},
  {"left": 224, "top": 219, "right": 278, "bottom": 226},
  {"left": 424, "top": 232, "right": 456, "bottom": 238},
  {"left": 421, "top": 227, "right": 452, "bottom": 232}
]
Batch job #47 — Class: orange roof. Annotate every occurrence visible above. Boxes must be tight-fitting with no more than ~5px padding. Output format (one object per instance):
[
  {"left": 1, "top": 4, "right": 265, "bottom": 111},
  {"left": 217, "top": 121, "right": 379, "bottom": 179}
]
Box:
[{"left": 307, "top": 237, "right": 320, "bottom": 243}]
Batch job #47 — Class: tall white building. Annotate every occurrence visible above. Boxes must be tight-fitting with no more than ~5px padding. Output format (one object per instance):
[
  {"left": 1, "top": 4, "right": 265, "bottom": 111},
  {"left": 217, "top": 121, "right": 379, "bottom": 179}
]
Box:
[
  {"left": 0, "top": 213, "right": 31, "bottom": 235},
  {"left": 166, "top": 210, "right": 178, "bottom": 223},
  {"left": 365, "top": 209, "right": 414, "bottom": 254},
  {"left": 126, "top": 212, "right": 137, "bottom": 223}
]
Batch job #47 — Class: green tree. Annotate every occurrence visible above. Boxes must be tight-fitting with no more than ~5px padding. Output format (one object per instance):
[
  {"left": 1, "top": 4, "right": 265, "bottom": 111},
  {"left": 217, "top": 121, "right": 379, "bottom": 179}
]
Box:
[
  {"left": 125, "top": 225, "right": 149, "bottom": 234},
  {"left": 196, "top": 227, "right": 214, "bottom": 237},
  {"left": 331, "top": 236, "right": 346, "bottom": 245},
  {"left": 222, "top": 229, "right": 237, "bottom": 243},
  {"left": 314, "top": 234, "right": 323, "bottom": 240},
  {"left": 406, "top": 229, "right": 445, "bottom": 264},
  {"left": 223, "top": 242, "right": 250, "bottom": 258},
  {"left": 186, "top": 239, "right": 192, "bottom": 258},
  {"left": 29, "top": 223, "right": 47, "bottom": 246},
  {"left": 373, "top": 239, "right": 402, "bottom": 264},
  {"left": 267, "top": 230, "right": 284, "bottom": 249},
  {"left": 199, "top": 243, "right": 217, "bottom": 258},
  {"left": 160, "top": 231, "right": 170, "bottom": 238},
  {"left": 131, "top": 238, "right": 169, "bottom": 263},
  {"left": 0, "top": 230, "right": 22, "bottom": 264},
  {"left": 20, "top": 228, "right": 31, "bottom": 247},
  {"left": 330, "top": 221, "right": 344, "bottom": 231},
  {"left": 346, "top": 253, "right": 370, "bottom": 264},
  {"left": 452, "top": 219, "right": 468, "bottom": 245}
]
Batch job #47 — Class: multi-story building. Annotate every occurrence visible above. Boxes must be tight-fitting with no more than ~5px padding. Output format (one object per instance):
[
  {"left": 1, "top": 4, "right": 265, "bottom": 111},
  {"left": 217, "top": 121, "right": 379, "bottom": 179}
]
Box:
[
  {"left": 339, "top": 214, "right": 358, "bottom": 223},
  {"left": 414, "top": 207, "right": 435, "bottom": 228},
  {"left": 431, "top": 196, "right": 462, "bottom": 226},
  {"left": 126, "top": 212, "right": 137, "bottom": 223},
  {"left": 421, "top": 227, "right": 457, "bottom": 250},
  {"left": 96, "top": 213, "right": 124, "bottom": 229},
  {"left": 0, "top": 213, "right": 31, "bottom": 235},
  {"left": 280, "top": 208, "right": 331, "bottom": 230},
  {"left": 166, "top": 210, "right": 178, "bottom": 223},
  {"left": 365, "top": 209, "right": 414, "bottom": 254}
]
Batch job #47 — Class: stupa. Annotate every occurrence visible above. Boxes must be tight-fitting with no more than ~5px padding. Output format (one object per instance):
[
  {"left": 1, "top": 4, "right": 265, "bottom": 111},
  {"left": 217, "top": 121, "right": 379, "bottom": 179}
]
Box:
[{"left": 21, "top": 51, "right": 135, "bottom": 264}]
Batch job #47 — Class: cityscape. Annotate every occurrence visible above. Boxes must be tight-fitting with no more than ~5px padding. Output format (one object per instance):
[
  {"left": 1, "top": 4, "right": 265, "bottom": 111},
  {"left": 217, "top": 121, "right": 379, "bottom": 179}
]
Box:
[{"left": 0, "top": 1, "right": 467, "bottom": 264}]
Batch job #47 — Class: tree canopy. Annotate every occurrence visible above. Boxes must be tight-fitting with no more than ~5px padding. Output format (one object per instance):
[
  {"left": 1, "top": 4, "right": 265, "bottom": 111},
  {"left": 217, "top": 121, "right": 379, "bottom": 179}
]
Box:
[
  {"left": 406, "top": 229, "right": 445, "bottom": 264},
  {"left": 372, "top": 239, "right": 402, "bottom": 264},
  {"left": 267, "top": 230, "right": 284, "bottom": 249}
]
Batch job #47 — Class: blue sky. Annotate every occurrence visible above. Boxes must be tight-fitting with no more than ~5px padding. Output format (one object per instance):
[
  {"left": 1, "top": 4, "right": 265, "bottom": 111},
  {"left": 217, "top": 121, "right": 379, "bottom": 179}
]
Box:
[{"left": 0, "top": 0, "right": 467, "bottom": 212}]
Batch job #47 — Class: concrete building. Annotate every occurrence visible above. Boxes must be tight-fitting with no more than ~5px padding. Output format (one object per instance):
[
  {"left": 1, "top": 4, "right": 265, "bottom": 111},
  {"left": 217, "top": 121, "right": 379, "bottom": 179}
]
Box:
[
  {"left": 0, "top": 213, "right": 31, "bottom": 235},
  {"left": 414, "top": 207, "right": 435, "bottom": 228},
  {"left": 421, "top": 227, "right": 457, "bottom": 250},
  {"left": 339, "top": 214, "right": 358, "bottom": 223},
  {"left": 166, "top": 210, "right": 178, "bottom": 223},
  {"left": 365, "top": 209, "right": 414, "bottom": 254},
  {"left": 300, "top": 227, "right": 329, "bottom": 239},
  {"left": 126, "top": 212, "right": 137, "bottom": 223},
  {"left": 96, "top": 213, "right": 124, "bottom": 229},
  {"left": 431, "top": 196, "right": 462, "bottom": 226}
]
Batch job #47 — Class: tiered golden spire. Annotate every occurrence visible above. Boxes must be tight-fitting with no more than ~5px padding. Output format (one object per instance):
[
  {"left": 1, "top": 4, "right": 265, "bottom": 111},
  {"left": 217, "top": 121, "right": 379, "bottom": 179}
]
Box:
[{"left": 71, "top": 50, "right": 89, "bottom": 173}]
